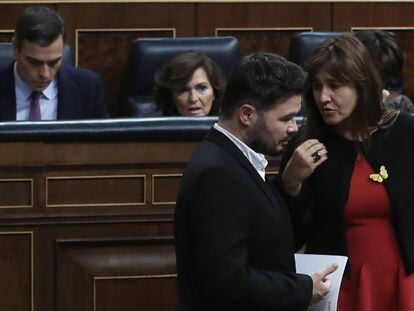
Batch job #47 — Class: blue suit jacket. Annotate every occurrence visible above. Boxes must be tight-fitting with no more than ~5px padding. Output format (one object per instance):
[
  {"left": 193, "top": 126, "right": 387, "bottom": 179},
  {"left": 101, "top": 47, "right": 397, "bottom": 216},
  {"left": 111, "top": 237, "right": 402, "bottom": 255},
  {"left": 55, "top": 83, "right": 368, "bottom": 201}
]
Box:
[{"left": 0, "top": 63, "right": 108, "bottom": 121}]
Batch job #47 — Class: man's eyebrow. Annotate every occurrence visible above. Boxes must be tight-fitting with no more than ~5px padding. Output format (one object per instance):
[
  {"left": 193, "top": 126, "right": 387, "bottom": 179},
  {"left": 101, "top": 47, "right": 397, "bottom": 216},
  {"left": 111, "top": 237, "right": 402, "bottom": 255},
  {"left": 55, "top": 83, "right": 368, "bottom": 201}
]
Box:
[
  {"left": 26, "top": 55, "right": 62, "bottom": 64},
  {"left": 280, "top": 112, "right": 297, "bottom": 119}
]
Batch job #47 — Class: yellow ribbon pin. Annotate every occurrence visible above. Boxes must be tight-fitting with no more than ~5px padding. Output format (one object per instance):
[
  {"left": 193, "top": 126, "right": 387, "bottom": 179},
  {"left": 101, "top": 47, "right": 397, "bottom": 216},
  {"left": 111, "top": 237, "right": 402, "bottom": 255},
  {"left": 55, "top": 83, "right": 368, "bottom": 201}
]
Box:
[{"left": 369, "top": 165, "right": 388, "bottom": 183}]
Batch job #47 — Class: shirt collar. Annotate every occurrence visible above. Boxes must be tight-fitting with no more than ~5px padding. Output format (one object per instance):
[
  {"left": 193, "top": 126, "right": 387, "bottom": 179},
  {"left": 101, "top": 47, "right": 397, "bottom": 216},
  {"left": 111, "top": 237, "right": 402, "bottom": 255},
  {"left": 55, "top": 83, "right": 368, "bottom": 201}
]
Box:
[
  {"left": 214, "top": 123, "right": 268, "bottom": 180},
  {"left": 14, "top": 62, "right": 32, "bottom": 100}
]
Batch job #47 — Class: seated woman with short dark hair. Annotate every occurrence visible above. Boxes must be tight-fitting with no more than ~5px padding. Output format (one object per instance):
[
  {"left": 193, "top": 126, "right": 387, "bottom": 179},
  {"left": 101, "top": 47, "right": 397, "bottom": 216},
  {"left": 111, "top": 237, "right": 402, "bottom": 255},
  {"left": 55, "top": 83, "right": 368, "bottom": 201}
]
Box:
[
  {"left": 154, "top": 51, "right": 225, "bottom": 116},
  {"left": 355, "top": 30, "right": 414, "bottom": 113}
]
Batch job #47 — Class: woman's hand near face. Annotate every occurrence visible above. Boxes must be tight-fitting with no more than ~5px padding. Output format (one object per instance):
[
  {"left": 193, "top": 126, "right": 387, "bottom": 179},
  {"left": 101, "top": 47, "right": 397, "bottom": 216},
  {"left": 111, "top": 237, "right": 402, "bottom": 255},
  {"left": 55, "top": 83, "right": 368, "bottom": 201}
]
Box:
[{"left": 281, "top": 139, "right": 328, "bottom": 196}]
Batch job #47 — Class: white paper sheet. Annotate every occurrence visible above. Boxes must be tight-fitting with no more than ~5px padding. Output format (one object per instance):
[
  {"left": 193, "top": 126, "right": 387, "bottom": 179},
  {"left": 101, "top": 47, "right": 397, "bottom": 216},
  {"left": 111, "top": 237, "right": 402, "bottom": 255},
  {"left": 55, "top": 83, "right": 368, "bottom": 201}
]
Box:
[{"left": 295, "top": 254, "right": 348, "bottom": 311}]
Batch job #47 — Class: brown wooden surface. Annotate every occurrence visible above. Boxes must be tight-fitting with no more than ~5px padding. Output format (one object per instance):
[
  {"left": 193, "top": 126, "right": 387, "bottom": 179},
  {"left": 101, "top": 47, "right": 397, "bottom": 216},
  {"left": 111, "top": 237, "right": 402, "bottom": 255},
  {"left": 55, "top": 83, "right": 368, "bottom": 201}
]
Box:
[
  {"left": 0, "top": 232, "right": 32, "bottom": 311},
  {"left": 77, "top": 30, "right": 174, "bottom": 116},
  {"left": 55, "top": 235, "right": 176, "bottom": 311},
  {"left": 197, "top": 3, "right": 331, "bottom": 58},
  {"left": 0, "top": 180, "right": 32, "bottom": 207},
  {"left": 46, "top": 175, "right": 146, "bottom": 206},
  {"left": 0, "top": 119, "right": 281, "bottom": 311},
  {"left": 58, "top": 3, "right": 194, "bottom": 117},
  {"left": 196, "top": 3, "right": 332, "bottom": 35},
  {"left": 0, "top": 137, "right": 191, "bottom": 311}
]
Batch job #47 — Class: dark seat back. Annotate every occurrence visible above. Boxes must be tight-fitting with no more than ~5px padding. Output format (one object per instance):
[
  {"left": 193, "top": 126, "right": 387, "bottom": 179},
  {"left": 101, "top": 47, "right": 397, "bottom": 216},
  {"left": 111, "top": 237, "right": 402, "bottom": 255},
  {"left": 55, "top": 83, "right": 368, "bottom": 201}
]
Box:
[
  {"left": 288, "top": 32, "right": 345, "bottom": 68},
  {"left": 122, "top": 36, "right": 241, "bottom": 117},
  {"left": 0, "top": 42, "right": 75, "bottom": 71}
]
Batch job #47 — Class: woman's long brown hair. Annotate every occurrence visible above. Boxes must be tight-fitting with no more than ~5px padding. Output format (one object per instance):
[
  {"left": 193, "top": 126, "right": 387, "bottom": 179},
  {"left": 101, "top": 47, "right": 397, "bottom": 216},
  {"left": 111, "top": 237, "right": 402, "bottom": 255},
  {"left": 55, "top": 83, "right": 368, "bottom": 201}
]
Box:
[{"left": 302, "top": 34, "right": 387, "bottom": 143}]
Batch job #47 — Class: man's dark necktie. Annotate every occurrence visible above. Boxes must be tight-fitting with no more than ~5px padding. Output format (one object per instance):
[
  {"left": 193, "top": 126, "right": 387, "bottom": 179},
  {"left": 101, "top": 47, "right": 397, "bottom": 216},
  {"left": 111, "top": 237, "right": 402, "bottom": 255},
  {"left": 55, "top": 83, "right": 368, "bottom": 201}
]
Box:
[{"left": 29, "top": 91, "right": 42, "bottom": 121}]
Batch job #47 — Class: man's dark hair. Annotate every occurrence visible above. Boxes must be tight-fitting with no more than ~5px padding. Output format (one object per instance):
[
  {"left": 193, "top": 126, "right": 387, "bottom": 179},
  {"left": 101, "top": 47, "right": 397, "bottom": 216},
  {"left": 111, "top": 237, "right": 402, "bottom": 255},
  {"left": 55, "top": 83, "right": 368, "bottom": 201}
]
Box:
[
  {"left": 220, "top": 53, "right": 306, "bottom": 119},
  {"left": 15, "top": 6, "right": 65, "bottom": 51}
]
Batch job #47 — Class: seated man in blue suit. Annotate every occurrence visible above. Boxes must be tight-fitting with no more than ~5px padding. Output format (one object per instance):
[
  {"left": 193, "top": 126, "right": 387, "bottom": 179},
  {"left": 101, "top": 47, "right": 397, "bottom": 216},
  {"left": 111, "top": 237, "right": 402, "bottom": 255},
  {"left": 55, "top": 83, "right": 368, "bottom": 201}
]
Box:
[
  {"left": 0, "top": 6, "right": 108, "bottom": 121},
  {"left": 174, "top": 53, "right": 338, "bottom": 311}
]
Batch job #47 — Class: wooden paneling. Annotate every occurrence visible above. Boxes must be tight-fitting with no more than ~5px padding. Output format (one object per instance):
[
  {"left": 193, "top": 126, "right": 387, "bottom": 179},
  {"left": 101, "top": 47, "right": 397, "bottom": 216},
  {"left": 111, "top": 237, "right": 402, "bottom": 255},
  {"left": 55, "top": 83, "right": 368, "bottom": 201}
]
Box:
[
  {"left": 0, "top": 232, "right": 32, "bottom": 311},
  {"left": 152, "top": 174, "right": 182, "bottom": 205},
  {"left": 0, "top": 143, "right": 44, "bottom": 166},
  {"left": 95, "top": 276, "right": 177, "bottom": 311},
  {"left": 217, "top": 28, "right": 312, "bottom": 58},
  {"left": 46, "top": 175, "right": 146, "bottom": 207},
  {"left": 196, "top": 3, "right": 331, "bottom": 74},
  {"left": 0, "top": 4, "right": 54, "bottom": 30},
  {"left": 0, "top": 31, "right": 14, "bottom": 43},
  {"left": 0, "top": 117, "right": 283, "bottom": 309},
  {"left": 0, "top": 118, "right": 223, "bottom": 311},
  {"left": 34, "top": 222, "right": 175, "bottom": 311},
  {"left": 0, "top": 179, "right": 32, "bottom": 208},
  {"left": 58, "top": 3, "right": 195, "bottom": 117},
  {"left": 332, "top": 3, "right": 414, "bottom": 31},
  {"left": 196, "top": 3, "right": 332, "bottom": 37},
  {"left": 57, "top": 4, "right": 195, "bottom": 48},
  {"left": 0, "top": 4, "right": 54, "bottom": 45},
  {"left": 56, "top": 237, "right": 176, "bottom": 311},
  {"left": 39, "top": 141, "right": 199, "bottom": 165},
  {"left": 77, "top": 29, "right": 174, "bottom": 116}
]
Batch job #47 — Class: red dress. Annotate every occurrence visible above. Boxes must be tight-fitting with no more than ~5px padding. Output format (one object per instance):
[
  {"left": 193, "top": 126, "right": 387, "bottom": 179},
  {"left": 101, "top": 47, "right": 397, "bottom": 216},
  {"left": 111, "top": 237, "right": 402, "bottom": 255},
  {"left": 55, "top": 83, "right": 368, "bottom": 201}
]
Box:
[{"left": 338, "top": 155, "right": 414, "bottom": 311}]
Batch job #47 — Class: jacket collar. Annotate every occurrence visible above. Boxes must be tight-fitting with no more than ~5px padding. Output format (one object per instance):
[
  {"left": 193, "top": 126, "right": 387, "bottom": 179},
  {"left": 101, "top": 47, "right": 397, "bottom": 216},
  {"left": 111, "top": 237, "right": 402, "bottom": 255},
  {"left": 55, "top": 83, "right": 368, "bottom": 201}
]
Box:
[
  {"left": 0, "top": 62, "right": 17, "bottom": 121},
  {"left": 206, "top": 127, "right": 285, "bottom": 211},
  {"left": 56, "top": 66, "right": 76, "bottom": 119},
  {"left": 0, "top": 63, "right": 75, "bottom": 121}
]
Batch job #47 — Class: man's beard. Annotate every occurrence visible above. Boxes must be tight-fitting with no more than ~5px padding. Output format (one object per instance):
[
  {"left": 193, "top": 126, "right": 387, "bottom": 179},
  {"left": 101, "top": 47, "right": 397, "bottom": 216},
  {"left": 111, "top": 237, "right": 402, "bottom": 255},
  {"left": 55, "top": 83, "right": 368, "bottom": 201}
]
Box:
[{"left": 247, "top": 122, "right": 282, "bottom": 157}]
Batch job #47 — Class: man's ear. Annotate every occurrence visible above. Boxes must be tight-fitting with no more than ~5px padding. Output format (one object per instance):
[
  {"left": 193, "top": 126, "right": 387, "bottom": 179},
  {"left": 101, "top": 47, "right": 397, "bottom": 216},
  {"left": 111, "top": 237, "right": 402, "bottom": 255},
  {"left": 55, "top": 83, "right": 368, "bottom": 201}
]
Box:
[{"left": 239, "top": 103, "right": 257, "bottom": 127}]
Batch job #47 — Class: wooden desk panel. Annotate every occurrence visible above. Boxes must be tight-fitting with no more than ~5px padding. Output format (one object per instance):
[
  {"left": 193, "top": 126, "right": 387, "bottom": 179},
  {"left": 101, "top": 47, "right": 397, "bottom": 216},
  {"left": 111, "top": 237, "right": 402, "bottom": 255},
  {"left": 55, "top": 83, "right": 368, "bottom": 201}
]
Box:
[
  {"left": 0, "top": 117, "right": 283, "bottom": 310},
  {"left": 0, "top": 120, "right": 199, "bottom": 311}
]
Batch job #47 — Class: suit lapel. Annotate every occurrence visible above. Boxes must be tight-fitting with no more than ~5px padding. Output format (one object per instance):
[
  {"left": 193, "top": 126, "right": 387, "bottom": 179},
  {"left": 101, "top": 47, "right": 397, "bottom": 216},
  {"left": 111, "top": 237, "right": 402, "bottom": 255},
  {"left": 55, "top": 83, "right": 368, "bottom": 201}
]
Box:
[
  {"left": 0, "top": 63, "right": 17, "bottom": 121},
  {"left": 206, "top": 128, "right": 283, "bottom": 210},
  {"left": 57, "top": 67, "right": 76, "bottom": 119}
]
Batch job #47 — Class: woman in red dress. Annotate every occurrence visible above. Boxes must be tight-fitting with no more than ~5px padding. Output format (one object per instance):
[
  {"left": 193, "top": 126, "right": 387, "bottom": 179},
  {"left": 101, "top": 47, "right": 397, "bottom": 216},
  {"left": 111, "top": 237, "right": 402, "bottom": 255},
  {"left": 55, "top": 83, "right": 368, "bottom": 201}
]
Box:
[{"left": 279, "top": 34, "right": 414, "bottom": 310}]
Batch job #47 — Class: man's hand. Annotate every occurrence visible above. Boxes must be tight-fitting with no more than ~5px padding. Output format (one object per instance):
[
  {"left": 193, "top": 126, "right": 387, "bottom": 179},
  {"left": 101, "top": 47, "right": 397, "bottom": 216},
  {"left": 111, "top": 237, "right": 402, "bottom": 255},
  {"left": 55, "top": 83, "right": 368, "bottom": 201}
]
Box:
[{"left": 310, "top": 263, "right": 338, "bottom": 304}]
